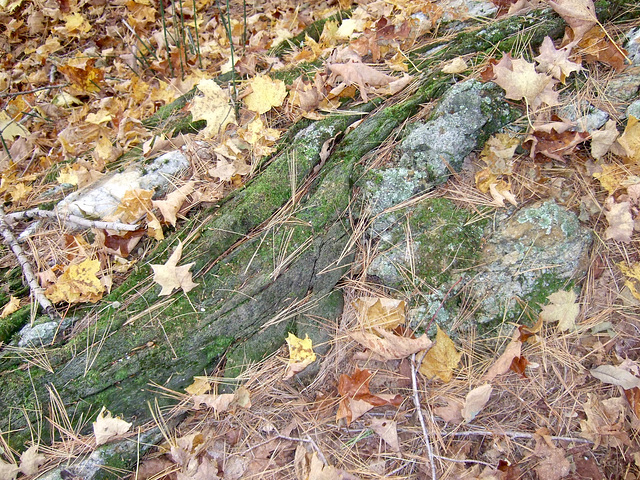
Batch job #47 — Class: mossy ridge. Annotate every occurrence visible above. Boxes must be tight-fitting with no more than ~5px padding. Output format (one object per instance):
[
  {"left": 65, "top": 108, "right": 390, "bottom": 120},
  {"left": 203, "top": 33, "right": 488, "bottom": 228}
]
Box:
[{"left": 409, "top": 0, "right": 638, "bottom": 75}]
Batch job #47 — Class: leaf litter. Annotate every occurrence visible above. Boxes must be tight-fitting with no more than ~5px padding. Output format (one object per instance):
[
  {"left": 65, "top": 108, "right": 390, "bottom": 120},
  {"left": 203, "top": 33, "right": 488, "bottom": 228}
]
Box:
[{"left": 1, "top": 0, "right": 640, "bottom": 478}]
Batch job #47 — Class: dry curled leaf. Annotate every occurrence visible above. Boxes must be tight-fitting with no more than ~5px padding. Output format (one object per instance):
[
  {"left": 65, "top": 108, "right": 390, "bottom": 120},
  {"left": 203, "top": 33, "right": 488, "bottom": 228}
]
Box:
[
  {"left": 540, "top": 290, "right": 580, "bottom": 331},
  {"left": 93, "top": 407, "right": 132, "bottom": 446},
  {"left": 462, "top": 384, "right": 493, "bottom": 423},
  {"left": 419, "top": 325, "right": 462, "bottom": 382},
  {"left": 150, "top": 241, "right": 198, "bottom": 296}
]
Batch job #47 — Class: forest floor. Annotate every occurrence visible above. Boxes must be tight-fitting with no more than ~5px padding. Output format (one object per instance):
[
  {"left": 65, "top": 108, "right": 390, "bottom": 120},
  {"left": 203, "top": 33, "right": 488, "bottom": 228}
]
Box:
[{"left": 2, "top": 0, "right": 640, "bottom": 478}]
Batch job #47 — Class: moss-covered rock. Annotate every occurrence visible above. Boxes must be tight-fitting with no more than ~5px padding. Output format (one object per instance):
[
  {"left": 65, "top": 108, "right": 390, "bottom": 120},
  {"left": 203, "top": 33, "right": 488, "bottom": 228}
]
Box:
[{"left": 471, "top": 200, "right": 592, "bottom": 329}]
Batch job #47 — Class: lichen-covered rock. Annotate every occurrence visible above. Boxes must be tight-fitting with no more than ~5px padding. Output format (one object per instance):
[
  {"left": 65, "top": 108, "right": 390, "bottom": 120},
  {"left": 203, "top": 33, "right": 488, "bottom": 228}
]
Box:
[
  {"left": 360, "top": 79, "right": 517, "bottom": 219},
  {"left": 471, "top": 200, "right": 593, "bottom": 326},
  {"left": 18, "top": 317, "right": 73, "bottom": 347},
  {"left": 56, "top": 150, "right": 190, "bottom": 219},
  {"left": 364, "top": 199, "right": 593, "bottom": 335},
  {"left": 367, "top": 197, "right": 487, "bottom": 290}
]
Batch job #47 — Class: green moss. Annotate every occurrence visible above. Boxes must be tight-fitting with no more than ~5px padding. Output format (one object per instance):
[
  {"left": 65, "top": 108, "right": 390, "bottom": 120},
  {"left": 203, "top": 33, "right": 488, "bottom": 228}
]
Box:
[
  {"left": 411, "top": 198, "right": 488, "bottom": 284},
  {"left": 0, "top": 305, "right": 30, "bottom": 343}
]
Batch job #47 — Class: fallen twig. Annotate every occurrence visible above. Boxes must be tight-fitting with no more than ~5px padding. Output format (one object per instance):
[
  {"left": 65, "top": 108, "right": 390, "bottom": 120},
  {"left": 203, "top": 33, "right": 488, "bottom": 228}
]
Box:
[
  {"left": 411, "top": 353, "right": 437, "bottom": 480},
  {"left": 6, "top": 208, "right": 140, "bottom": 232},
  {"left": 444, "top": 429, "right": 593, "bottom": 444},
  {"left": 0, "top": 207, "right": 57, "bottom": 318}
]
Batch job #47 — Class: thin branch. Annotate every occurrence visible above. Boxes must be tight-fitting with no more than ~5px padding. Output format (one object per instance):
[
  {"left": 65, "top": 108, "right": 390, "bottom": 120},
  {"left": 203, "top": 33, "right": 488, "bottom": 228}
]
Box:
[
  {"left": 6, "top": 209, "right": 140, "bottom": 231},
  {"left": 0, "top": 84, "right": 69, "bottom": 99},
  {"left": 411, "top": 353, "right": 437, "bottom": 480},
  {"left": 0, "top": 207, "right": 57, "bottom": 318},
  {"left": 445, "top": 429, "right": 593, "bottom": 444}
]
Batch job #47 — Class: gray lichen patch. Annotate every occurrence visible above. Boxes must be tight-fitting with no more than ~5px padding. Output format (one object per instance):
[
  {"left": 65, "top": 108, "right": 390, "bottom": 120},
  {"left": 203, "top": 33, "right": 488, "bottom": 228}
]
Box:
[
  {"left": 359, "top": 80, "right": 518, "bottom": 219},
  {"left": 365, "top": 198, "right": 489, "bottom": 334},
  {"left": 471, "top": 200, "right": 593, "bottom": 326}
]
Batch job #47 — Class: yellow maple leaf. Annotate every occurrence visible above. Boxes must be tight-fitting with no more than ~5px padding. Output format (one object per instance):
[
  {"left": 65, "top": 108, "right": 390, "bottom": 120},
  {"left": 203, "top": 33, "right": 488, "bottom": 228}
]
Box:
[
  {"left": 45, "top": 258, "right": 105, "bottom": 304},
  {"left": 540, "top": 290, "right": 580, "bottom": 332},
  {"left": 615, "top": 115, "right": 640, "bottom": 164},
  {"left": 150, "top": 241, "right": 198, "bottom": 296},
  {"left": 284, "top": 332, "right": 316, "bottom": 379},
  {"left": 57, "top": 165, "right": 79, "bottom": 185},
  {"left": 191, "top": 79, "right": 236, "bottom": 139},
  {"left": 1, "top": 296, "right": 20, "bottom": 318},
  {"left": 593, "top": 164, "right": 626, "bottom": 195},
  {"left": 419, "top": 325, "right": 462, "bottom": 382},
  {"left": 618, "top": 262, "right": 640, "bottom": 301},
  {"left": 0, "top": 111, "right": 28, "bottom": 140},
  {"left": 353, "top": 297, "right": 406, "bottom": 330},
  {"left": 63, "top": 12, "right": 91, "bottom": 34},
  {"left": 185, "top": 376, "right": 211, "bottom": 395},
  {"left": 244, "top": 75, "right": 287, "bottom": 114},
  {"left": 114, "top": 189, "right": 153, "bottom": 223},
  {"left": 8, "top": 182, "right": 32, "bottom": 202}
]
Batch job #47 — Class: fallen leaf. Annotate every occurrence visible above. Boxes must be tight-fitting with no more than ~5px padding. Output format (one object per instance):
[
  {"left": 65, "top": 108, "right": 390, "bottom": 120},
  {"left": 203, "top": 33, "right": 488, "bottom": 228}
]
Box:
[
  {"left": 191, "top": 79, "right": 236, "bottom": 139},
  {"left": 353, "top": 297, "right": 406, "bottom": 330},
  {"left": 590, "top": 119, "right": 619, "bottom": 159},
  {"left": 192, "top": 386, "right": 251, "bottom": 413},
  {"left": 58, "top": 58, "right": 104, "bottom": 93},
  {"left": 93, "top": 406, "right": 132, "bottom": 445},
  {"left": 185, "top": 376, "right": 211, "bottom": 395},
  {"left": 489, "top": 180, "right": 518, "bottom": 207},
  {"left": 150, "top": 241, "right": 199, "bottom": 296},
  {"left": 208, "top": 157, "right": 251, "bottom": 182},
  {"left": 442, "top": 57, "right": 468, "bottom": 74},
  {"left": 350, "top": 327, "right": 432, "bottom": 361},
  {"left": 547, "top": 0, "right": 597, "bottom": 44},
  {"left": 369, "top": 418, "right": 399, "bottom": 451},
  {"left": 509, "top": 355, "right": 529, "bottom": 378},
  {"left": 45, "top": 258, "right": 105, "bottom": 304},
  {"left": 434, "top": 398, "right": 464, "bottom": 423},
  {"left": 618, "top": 262, "right": 640, "bottom": 300},
  {"left": 192, "top": 393, "right": 234, "bottom": 412},
  {"left": 295, "top": 447, "right": 362, "bottom": 480},
  {"left": 624, "top": 387, "right": 640, "bottom": 419},
  {"left": 0, "top": 459, "right": 18, "bottom": 480},
  {"left": 580, "top": 394, "right": 632, "bottom": 447},
  {"left": 604, "top": 197, "right": 633, "bottom": 243},
  {"left": 462, "top": 384, "right": 493, "bottom": 423},
  {"left": 153, "top": 182, "right": 195, "bottom": 227},
  {"left": 1, "top": 296, "right": 20, "bottom": 318},
  {"left": 244, "top": 75, "right": 288, "bottom": 114},
  {"left": 0, "top": 111, "right": 28, "bottom": 140},
  {"left": 540, "top": 290, "right": 580, "bottom": 331},
  {"left": 327, "top": 61, "right": 398, "bottom": 102},
  {"left": 19, "top": 445, "right": 45, "bottom": 475},
  {"left": 419, "top": 325, "right": 462, "bottom": 382},
  {"left": 480, "top": 133, "right": 520, "bottom": 175},
  {"left": 483, "top": 328, "right": 523, "bottom": 380},
  {"left": 336, "top": 369, "right": 402, "bottom": 424},
  {"left": 533, "top": 431, "right": 571, "bottom": 480},
  {"left": 577, "top": 25, "right": 628, "bottom": 72},
  {"left": 492, "top": 54, "right": 558, "bottom": 110},
  {"left": 615, "top": 115, "right": 640, "bottom": 163},
  {"left": 591, "top": 365, "right": 640, "bottom": 389},
  {"left": 524, "top": 128, "right": 589, "bottom": 161},
  {"left": 284, "top": 332, "right": 317, "bottom": 379},
  {"left": 114, "top": 189, "right": 154, "bottom": 224},
  {"left": 534, "top": 36, "right": 582, "bottom": 82}
]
